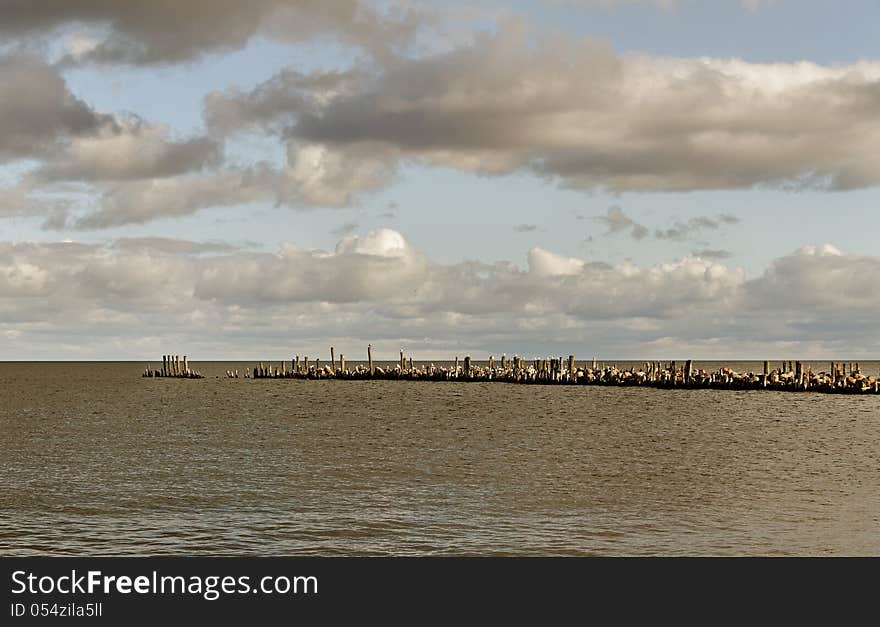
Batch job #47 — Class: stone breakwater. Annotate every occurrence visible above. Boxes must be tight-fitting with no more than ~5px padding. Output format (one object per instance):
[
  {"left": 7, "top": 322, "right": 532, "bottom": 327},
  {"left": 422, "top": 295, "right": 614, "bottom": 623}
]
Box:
[{"left": 209, "top": 347, "right": 879, "bottom": 396}]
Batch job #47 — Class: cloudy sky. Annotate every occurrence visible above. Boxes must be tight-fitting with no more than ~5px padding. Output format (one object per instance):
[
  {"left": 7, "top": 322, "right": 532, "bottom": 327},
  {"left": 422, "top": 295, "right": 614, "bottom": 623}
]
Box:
[{"left": 1, "top": 0, "right": 879, "bottom": 360}]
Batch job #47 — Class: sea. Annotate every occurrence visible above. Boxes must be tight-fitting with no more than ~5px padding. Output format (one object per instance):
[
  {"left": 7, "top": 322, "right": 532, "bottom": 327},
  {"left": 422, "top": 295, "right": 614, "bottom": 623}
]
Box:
[{"left": 2, "top": 361, "right": 879, "bottom": 556}]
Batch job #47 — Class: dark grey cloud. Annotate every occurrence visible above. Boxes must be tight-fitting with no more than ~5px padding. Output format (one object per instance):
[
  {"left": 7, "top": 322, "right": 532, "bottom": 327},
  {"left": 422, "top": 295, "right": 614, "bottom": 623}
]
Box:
[
  {"left": 69, "top": 166, "right": 278, "bottom": 229},
  {"left": 0, "top": 52, "right": 222, "bottom": 226},
  {"left": 64, "top": 137, "right": 400, "bottom": 229},
  {"left": 205, "top": 69, "right": 363, "bottom": 136},
  {"left": 0, "top": 53, "right": 110, "bottom": 162},
  {"left": 33, "top": 117, "right": 222, "bottom": 182},
  {"left": 202, "top": 26, "right": 880, "bottom": 197},
  {"left": 7, "top": 17, "right": 880, "bottom": 232},
  {"left": 0, "top": 0, "right": 422, "bottom": 66},
  {"left": 56, "top": 140, "right": 393, "bottom": 231},
  {"left": 0, "top": 185, "right": 70, "bottom": 221}
]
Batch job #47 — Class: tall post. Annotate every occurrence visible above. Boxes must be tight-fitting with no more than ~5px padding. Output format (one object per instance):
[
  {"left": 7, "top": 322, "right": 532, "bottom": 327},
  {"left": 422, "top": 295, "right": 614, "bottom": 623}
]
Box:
[
  {"left": 367, "top": 344, "right": 374, "bottom": 376},
  {"left": 400, "top": 349, "right": 405, "bottom": 372},
  {"left": 162, "top": 355, "right": 167, "bottom": 377},
  {"left": 340, "top": 355, "right": 345, "bottom": 374},
  {"left": 183, "top": 355, "right": 189, "bottom": 376},
  {"left": 331, "top": 347, "right": 336, "bottom": 373},
  {"left": 464, "top": 355, "right": 471, "bottom": 378},
  {"left": 454, "top": 356, "right": 459, "bottom": 377},
  {"left": 568, "top": 355, "right": 575, "bottom": 376}
]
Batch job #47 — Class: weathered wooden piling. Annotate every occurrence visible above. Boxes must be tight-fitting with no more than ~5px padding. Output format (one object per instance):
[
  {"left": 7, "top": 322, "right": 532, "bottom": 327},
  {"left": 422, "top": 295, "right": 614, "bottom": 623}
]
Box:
[
  {"left": 144, "top": 352, "right": 203, "bottom": 378},
  {"left": 149, "top": 347, "right": 879, "bottom": 397}
]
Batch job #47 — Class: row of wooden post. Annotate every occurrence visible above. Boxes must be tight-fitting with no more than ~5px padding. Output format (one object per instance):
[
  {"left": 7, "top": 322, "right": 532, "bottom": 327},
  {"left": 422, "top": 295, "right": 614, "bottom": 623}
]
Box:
[
  {"left": 143, "top": 354, "right": 203, "bottom": 378},
  {"left": 237, "top": 346, "right": 880, "bottom": 395},
  {"left": 248, "top": 346, "right": 358, "bottom": 378}
]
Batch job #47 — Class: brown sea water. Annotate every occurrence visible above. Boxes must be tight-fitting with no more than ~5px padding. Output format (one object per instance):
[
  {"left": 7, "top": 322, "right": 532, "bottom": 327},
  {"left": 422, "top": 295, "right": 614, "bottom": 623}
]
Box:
[{"left": 2, "top": 361, "right": 879, "bottom": 556}]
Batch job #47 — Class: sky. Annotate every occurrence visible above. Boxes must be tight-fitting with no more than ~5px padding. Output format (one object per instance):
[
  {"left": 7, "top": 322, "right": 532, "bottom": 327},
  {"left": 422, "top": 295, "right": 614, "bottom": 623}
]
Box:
[{"left": 1, "top": 0, "right": 879, "bottom": 360}]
